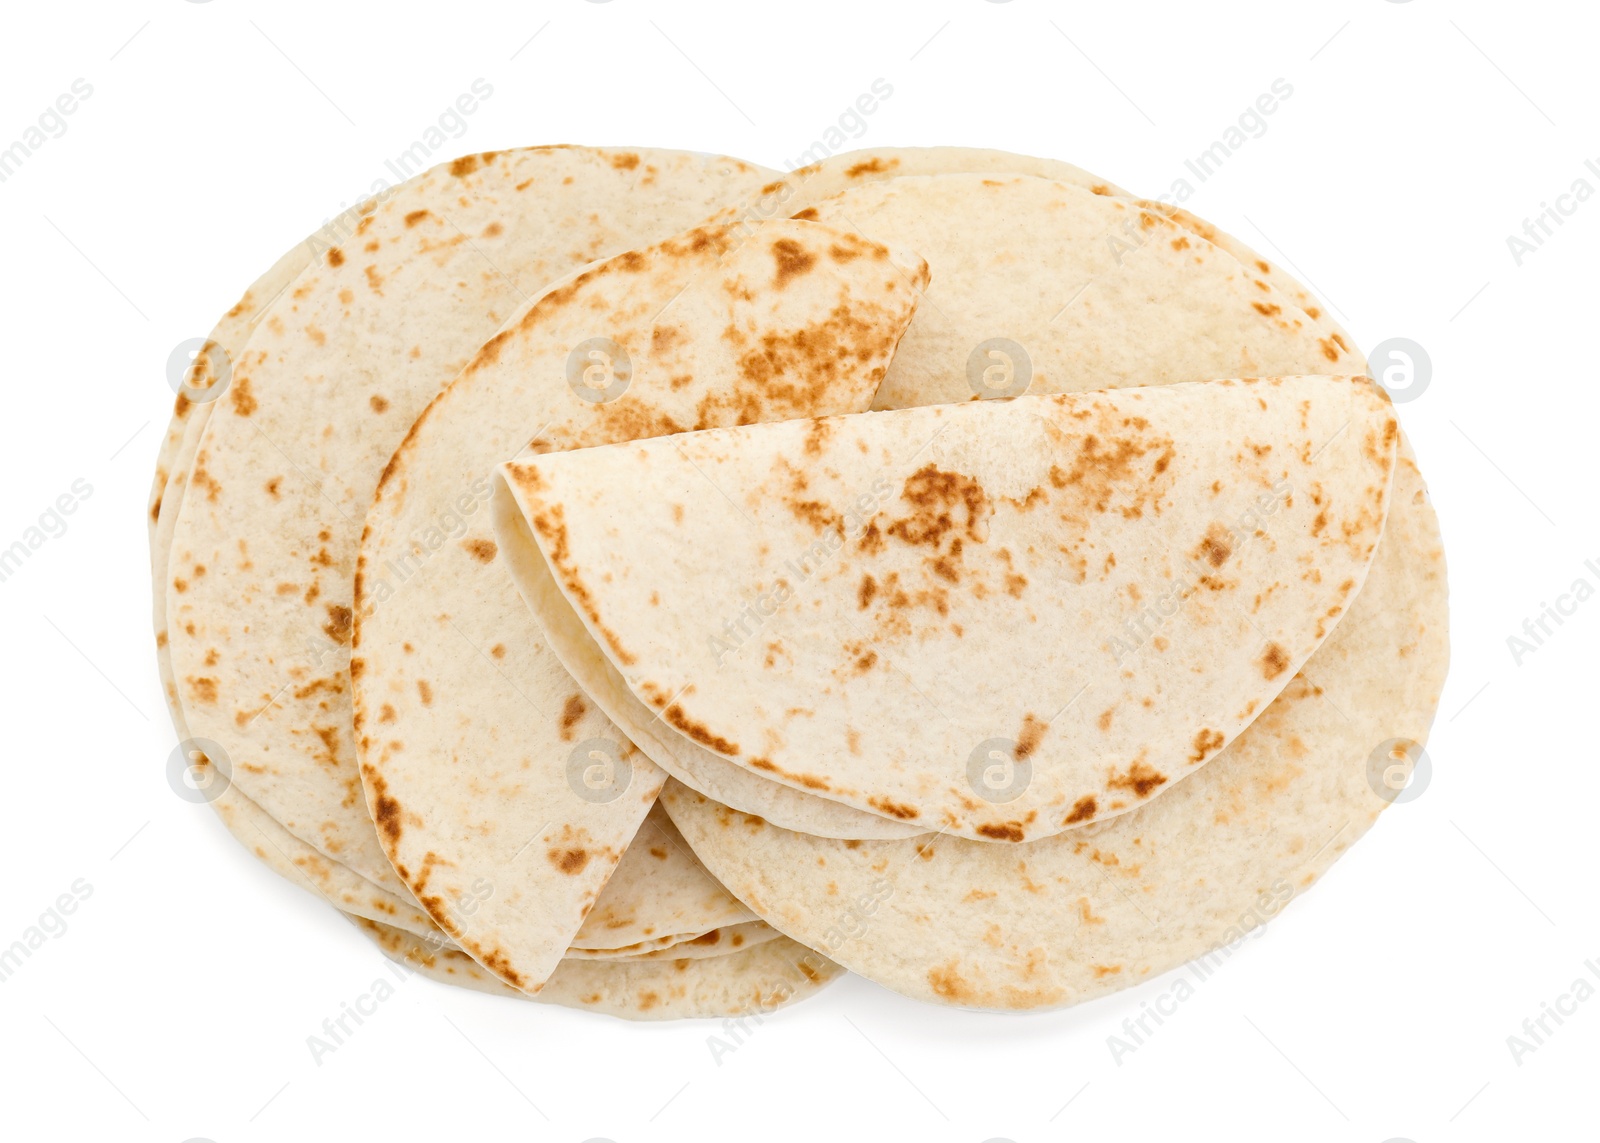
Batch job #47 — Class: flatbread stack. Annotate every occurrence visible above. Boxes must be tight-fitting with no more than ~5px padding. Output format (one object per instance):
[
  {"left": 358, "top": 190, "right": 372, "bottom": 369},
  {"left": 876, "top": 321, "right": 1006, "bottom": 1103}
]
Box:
[{"left": 152, "top": 145, "right": 1447, "bottom": 1019}]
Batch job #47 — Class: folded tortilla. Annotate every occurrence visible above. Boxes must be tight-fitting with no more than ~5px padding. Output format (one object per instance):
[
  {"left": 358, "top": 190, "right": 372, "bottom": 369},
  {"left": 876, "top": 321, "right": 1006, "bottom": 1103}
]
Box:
[{"left": 496, "top": 376, "right": 1398, "bottom": 842}]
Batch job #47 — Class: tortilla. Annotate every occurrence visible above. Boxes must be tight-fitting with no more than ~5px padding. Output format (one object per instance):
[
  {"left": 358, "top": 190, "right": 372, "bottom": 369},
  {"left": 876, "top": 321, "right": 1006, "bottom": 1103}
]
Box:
[
  {"left": 194, "top": 718, "right": 775, "bottom": 953},
  {"left": 164, "top": 147, "right": 770, "bottom": 897},
  {"left": 662, "top": 448, "right": 1446, "bottom": 1008},
  {"left": 497, "top": 376, "right": 1397, "bottom": 842},
  {"left": 149, "top": 240, "right": 316, "bottom": 558},
  {"left": 589, "top": 168, "right": 1372, "bottom": 839},
  {"left": 352, "top": 214, "right": 927, "bottom": 992},
  {"left": 212, "top": 778, "right": 442, "bottom": 937},
  {"left": 564, "top": 920, "right": 779, "bottom": 961},
  {"left": 564, "top": 801, "right": 756, "bottom": 949},
  {"left": 739, "top": 147, "right": 1359, "bottom": 396},
  {"left": 356, "top": 918, "right": 842, "bottom": 1021}
]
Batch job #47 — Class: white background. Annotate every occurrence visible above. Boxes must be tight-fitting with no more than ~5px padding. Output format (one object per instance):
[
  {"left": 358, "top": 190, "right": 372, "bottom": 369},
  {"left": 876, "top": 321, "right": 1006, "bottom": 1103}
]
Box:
[{"left": 1, "top": 1, "right": 1594, "bottom": 1139}]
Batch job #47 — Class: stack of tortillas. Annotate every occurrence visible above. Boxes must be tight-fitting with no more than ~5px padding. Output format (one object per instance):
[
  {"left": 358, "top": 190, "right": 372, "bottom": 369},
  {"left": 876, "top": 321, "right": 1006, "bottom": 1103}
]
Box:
[{"left": 152, "top": 145, "right": 1447, "bottom": 1020}]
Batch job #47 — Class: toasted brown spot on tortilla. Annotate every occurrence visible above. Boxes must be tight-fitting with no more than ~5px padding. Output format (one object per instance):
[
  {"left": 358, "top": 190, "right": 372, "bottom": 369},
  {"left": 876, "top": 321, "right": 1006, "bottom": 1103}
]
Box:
[
  {"left": 858, "top": 574, "right": 877, "bottom": 609},
  {"left": 462, "top": 538, "right": 496, "bottom": 563},
  {"left": 977, "top": 823, "right": 1024, "bottom": 841},
  {"left": 1190, "top": 728, "right": 1225, "bottom": 762},
  {"left": 1196, "top": 523, "right": 1233, "bottom": 567},
  {"left": 449, "top": 154, "right": 480, "bottom": 177},
  {"left": 369, "top": 395, "right": 389, "bottom": 413},
  {"left": 365, "top": 767, "right": 403, "bottom": 845},
  {"left": 868, "top": 795, "right": 918, "bottom": 820},
  {"left": 887, "top": 465, "right": 991, "bottom": 550},
  {"left": 664, "top": 704, "right": 739, "bottom": 755},
  {"left": 791, "top": 206, "right": 820, "bottom": 221},
  {"left": 416, "top": 680, "right": 433, "bottom": 706},
  {"left": 560, "top": 693, "right": 586, "bottom": 741},
  {"left": 927, "top": 959, "right": 971, "bottom": 1001},
  {"left": 845, "top": 157, "right": 891, "bottom": 178},
  {"left": 293, "top": 677, "right": 341, "bottom": 700},
  {"left": 404, "top": 209, "right": 431, "bottom": 227},
  {"left": 327, "top": 248, "right": 345, "bottom": 267},
  {"left": 1015, "top": 713, "right": 1046, "bottom": 760},
  {"left": 770, "top": 237, "right": 817, "bottom": 287},
  {"left": 321, "top": 604, "right": 352, "bottom": 644},
  {"left": 1064, "top": 796, "right": 1098, "bottom": 824},
  {"left": 549, "top": 847, "right": 590, "bottom": 875},
  {"left": 1260, "top": 642, "right": 1289, "bottom": 679},
  {"left": 1108, "top": 761, "right": 1168, "bottom": 798},
  {"left": 610, "top": 152, "right": 640, "bottom": 170},
  {"left": 229, "top": 376, "right": 257, "bottom": 417}
]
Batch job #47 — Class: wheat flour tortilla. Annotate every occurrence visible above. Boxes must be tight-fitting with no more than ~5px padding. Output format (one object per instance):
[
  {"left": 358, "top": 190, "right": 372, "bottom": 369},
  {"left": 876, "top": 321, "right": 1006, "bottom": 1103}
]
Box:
[
  {"left": 184, "top": 715, "right": 775, "bottom": 952},
  {"left": 163, "top": 147, "right": 771, "bottom": 897},
  {"left": 179, "top": 602, "right": 775, "bottom": 953},
  {"left": 745, "top": 146, "right": 1356, "bottom": 360},
  {"left": 147, "top": 159, "right": 787, "bottom": 963},
  {"left": 146, "top": 238, "right": 428, "bottom": 920},
  {"left": 663, "top": 450, "right": 1447, "bottom": 1009},
  {"left": 146, "top": 244, "right": 464, "bottom": 934},
  {"left": 352, "top": 215, "right": 928, "bottom": 993},
  {"left": 567, "top": 169, "right": 1372, "bottom": 840},
  {"left": 178, "top": 701, "right": 773, "bottom": 950},
  {"left": 149, "top": 240, "right": 316, "bottom": 556},
  {"left": 565, "top": 920, "right": 779, "bottom": 962},
  {"left": 355, "top": 918, "right": 842, "bottom": 1021},
  {"left": 802, "top": 172, "right": 1360, "bottom": 412},
  {"left": 497, "top": 376, "right": 1397, "bottom": 842}
]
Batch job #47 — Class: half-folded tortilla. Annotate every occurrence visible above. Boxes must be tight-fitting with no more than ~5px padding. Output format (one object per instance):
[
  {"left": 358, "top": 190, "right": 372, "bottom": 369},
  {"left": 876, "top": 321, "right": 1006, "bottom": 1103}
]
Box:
[{"left": 495, "top": 377, "right": 1398, "bottom": 842}]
